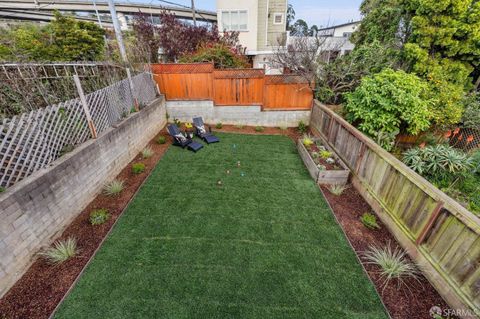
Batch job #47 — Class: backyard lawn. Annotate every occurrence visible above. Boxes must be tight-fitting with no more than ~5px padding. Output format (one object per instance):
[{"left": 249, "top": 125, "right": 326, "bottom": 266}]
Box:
[{"left": 54, "top": 133, "right": 387, "bottom": 318}]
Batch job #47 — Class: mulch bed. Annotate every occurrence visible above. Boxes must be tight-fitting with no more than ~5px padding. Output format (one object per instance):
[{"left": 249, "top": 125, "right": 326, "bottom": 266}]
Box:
[
  {"left": 320, "top": 185, "right": 453, "bottom": 319},
  {"left": 0, "top": 129, "right": 171, "bottom": 319},
  {"left": 0, "top": 124, "right": 451, "bottom": 319}
]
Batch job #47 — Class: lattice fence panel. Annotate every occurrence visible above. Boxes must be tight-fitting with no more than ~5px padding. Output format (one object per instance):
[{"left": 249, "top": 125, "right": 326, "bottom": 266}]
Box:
[
  {"left": 0, "top": 98, "right": 90, "bottom": 188},
  {"left": 0, "top": 72, "right": 157, "bottom": 189}
]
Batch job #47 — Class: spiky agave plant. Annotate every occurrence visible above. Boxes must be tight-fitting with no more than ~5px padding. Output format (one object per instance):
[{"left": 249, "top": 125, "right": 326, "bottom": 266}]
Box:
[{"left": 142, "top": 147, "right": 154, "bottom": 159}]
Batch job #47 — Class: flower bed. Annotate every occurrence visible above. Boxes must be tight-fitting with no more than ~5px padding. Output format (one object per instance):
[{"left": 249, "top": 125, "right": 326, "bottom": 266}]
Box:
[{"left": 297, "top": 136, "right": 350, "bottom": 185}]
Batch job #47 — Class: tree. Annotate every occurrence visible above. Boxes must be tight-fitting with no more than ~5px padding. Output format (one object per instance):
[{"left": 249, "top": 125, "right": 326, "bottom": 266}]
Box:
[
  {"left": 132, "top": 13, "right": 161, "bottom": 63},
  {"left": 351, "top": 0, "right": 480, "bottom": 128},
  {"left": 291, "top": 19, "right": 309, "bottom": 36},
  {"left": 179, "top": 43, "right": 249, "bottom": 68},
  {"left": 309, "top": 25, "right": 319, "bottom": 37},
  {"left": 316, "top": 40, "right": 399, "bottom": 103},
  {"left": 345, "top": 68, "right": 432, "bottom": 150},
  {"left": 286, "top": 4, "right": 296, "bottom": 31},
  {"left": 155, "top": 11, "right": 243, "bottom": 62},
  {"left": 0, "top": 12, "right": 105, "bottom": 61},
  {"left": 273, "top": 33, "right": 343, "bottom": 90}
]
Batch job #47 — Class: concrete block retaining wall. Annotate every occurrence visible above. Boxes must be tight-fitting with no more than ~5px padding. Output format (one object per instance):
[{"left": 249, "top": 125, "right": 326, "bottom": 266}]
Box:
[
  {"left": 0, "top": 97, "right": 166, "bottom": 298},
  {"left": 166, "top": 101, "right": 310, "bottom": 127}
]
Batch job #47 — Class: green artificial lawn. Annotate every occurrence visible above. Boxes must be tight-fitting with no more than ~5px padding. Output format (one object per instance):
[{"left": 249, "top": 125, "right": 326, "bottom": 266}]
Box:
[{"left": 55, "top": 133, "right": 387, "bottom": 319}]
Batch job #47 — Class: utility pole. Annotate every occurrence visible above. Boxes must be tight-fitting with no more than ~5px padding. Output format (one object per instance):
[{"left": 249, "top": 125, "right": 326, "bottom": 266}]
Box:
[
  {"left": 107, "top": 0, "right": 128, "bottom": 63},
  {"left": 92, "top": 0, "right": 103, "bottom": 28},
  {"left": 106, "top": 0, "right": 138, "bottom": 109},
  {"left": 191, "top": 0, "right": 196, "bottom": 26}
]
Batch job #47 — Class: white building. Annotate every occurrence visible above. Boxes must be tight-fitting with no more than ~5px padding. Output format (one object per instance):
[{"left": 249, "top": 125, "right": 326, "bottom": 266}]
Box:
[
  {"left": 317, "top": 21, "right": 360, "bottom": 56},
  {"left": 216, "top": 0, "right": 288, "bottom": 72}
]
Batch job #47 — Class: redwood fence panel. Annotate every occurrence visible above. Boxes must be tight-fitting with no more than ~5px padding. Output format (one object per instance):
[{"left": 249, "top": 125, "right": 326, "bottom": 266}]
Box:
[
  {"left": 264, "top": 75, "right": 313, "bottom": 110},
  {"left": 151, "top": 63, "right": 313, "bottom": 110},
  {"left": 151, "top": 63, "right": 214, "bottom": 101},
  {"left": 310, "top": 101, "right": 480, "bottom": 317},
  {"left": 213, "top": 69, "right": 265, "bottom": 106}
]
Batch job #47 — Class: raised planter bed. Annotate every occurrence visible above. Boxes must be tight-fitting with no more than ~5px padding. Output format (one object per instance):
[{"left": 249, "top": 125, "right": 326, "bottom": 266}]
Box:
[{"left": 297, "top": 136, "right": 350, "bottom": 185}]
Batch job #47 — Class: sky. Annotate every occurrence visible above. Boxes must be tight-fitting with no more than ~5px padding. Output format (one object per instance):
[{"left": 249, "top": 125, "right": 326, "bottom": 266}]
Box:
[{"left": 133, "top": 0, "right": 363, "bottom": 27}]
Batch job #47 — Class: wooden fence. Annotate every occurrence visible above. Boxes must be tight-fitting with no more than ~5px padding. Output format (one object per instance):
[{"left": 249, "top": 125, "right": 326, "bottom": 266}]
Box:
[
  {"left": 310, "top": 101, "right": 480, "bottom": 318},
  {"left": 151, "top": 63, "right": 313, "bottom": 110}
]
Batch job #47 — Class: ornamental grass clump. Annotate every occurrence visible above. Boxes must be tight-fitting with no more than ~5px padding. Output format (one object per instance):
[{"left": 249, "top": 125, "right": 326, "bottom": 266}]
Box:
[
  {"left": 142, "top": 147, "right": 154, "bottom": 159},
  {"left": 362, "top": 243, "right": 420, "bottom": 293},
  {"left": 39, "top": 237, "right": 78, "bottom": 265},
  {"left": 156, "top": 136, "right": 166, "bottom": 144},
  {"left": 103, "top": 179, "right": 124, "bottom": 197},
  {"left": 328, "top": 184, "right": 346, "bottom": 196}
]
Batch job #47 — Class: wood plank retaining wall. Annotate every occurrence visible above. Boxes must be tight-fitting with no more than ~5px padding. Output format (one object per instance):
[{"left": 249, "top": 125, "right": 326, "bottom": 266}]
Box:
[{"left": 311, "top": 101, "right": 480, "bottom": 318}]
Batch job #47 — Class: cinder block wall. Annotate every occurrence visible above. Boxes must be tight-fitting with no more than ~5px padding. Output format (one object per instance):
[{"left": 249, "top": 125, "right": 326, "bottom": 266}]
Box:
[
  {"left": 0, "top": 97, "right": 166, "bottom": 297},
  {"left": 166, "top": 101, "right": 311, "bottom": 127}
]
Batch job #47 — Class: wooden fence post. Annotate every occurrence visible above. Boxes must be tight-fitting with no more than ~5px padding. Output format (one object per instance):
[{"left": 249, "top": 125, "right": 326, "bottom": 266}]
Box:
[
  {"left": 416, "top": 201, "right": 444, "bottom": 245},
  {"left": 73, "top": 75, "right": 97, "bottom": 139}
]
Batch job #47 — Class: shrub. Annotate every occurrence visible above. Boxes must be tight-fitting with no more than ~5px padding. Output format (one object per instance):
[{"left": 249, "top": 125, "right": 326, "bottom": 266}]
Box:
[
  {"left": 216, "top": 123, "right": 223, "bottom": 129},
  {"left": 302, "top": 135, "right": 314, "bottom": 147},
  {"left": 142, "top": 147, "right": 154, "bottom": 159},
  {"left": 156, "top": 136, "right": 166, "bottom": 144},
  {"left": 461, "top": 92, "right": 480, "bottom": 129},
  {"left": 403, "top": 145, "right": 472, "bottom": 177},
  {"left": 179, "top": 43, "right": 249, "bottom": 68},
  {"left": 361, "top": 212, "right": 380, "bottom": 229},
  {"left": 345, "top": 69, "right": 432, "bottom": 150},
  {"left": 320, "top": 150, "right": 332, "bottom": 159},
  {"left": 279, "top": 125, "right": 288, "bottom": 130},
  {"left": 362, "top": 244, "right": 419, "bottom": 291},
  {"left": 173, "top": 118, "right": 182, "bottom": 127},
  {"left": 235, "top": 124, "right": 244, "bottom": 129},
  {"left": 39, "top": 237, "right": 78, "bottom": 264},
  {"left": 103, "top": 179, "right": 124, "bottom": 197},
  {"left": 328, "top": 184, "right": 346, "bottom": 196},
  {"left": 0, "top": 187, "right": 5, "bottom": 193},
  {"left": 89, "top": 209, "right": 110, "bottom": 225},
  {"left": 132, "top": 163, "right": 146, "bottom": 174},
  {"left": 297, "top": 121, "right": 308, "bottom": 134},
  {"left": 255, "top": 126, "right": 264, "bottom": 132}
]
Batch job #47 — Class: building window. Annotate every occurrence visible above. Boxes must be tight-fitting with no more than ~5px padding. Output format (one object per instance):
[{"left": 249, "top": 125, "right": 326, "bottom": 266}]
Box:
[
  {"left": 221, "top": 10, "right": 247, "bottom": 31},
  {"left": 273, "top": 13, "right": 283, "bottom": 25}
]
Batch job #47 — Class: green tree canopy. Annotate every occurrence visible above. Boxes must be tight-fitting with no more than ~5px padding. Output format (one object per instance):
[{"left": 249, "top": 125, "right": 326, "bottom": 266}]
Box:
[
  {"left": 350, "top": 0, "right": 480, "bottom": 127},
  {"left": 0, "top": 12, "right": 105, "bottom": 61},
  {"left": 345, "top": 68, "right": 432, "bottom": 149}
]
